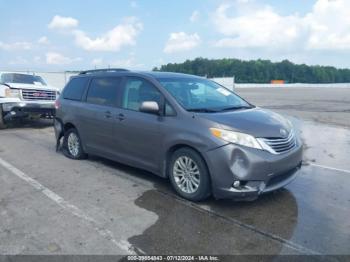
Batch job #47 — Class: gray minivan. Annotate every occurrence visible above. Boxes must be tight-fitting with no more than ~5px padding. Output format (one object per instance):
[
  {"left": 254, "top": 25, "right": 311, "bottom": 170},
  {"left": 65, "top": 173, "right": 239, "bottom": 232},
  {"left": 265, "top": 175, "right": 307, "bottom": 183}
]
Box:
[{"left": 54, "top": 69, "right": 302, "bottom": 201}]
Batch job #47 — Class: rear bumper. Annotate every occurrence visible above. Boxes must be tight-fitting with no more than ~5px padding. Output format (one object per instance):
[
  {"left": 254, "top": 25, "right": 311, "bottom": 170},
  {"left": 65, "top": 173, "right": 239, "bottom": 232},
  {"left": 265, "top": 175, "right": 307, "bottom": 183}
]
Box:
[
  {"left": 204, "top": 141, "right": 303, "bottom": 200},
  {"left": 54, "top": 118, "right": 64, "bottom": 140},
  {"left": 1, "top": 101, "right": 55, "bottom": 119}
]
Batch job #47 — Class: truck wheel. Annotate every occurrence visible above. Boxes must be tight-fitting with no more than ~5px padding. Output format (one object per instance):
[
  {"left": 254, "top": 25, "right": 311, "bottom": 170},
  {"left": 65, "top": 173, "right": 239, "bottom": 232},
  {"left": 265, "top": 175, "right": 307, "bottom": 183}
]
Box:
[{"left": 0, "top": 105, "right": 7, "bottom": 129}]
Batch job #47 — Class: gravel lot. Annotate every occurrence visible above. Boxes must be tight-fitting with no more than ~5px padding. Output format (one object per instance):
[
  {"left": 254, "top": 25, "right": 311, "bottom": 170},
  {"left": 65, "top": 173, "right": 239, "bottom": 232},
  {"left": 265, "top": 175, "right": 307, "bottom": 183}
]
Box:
[{"left": 0, "top": 87, "right": 349, "bottom": 257}]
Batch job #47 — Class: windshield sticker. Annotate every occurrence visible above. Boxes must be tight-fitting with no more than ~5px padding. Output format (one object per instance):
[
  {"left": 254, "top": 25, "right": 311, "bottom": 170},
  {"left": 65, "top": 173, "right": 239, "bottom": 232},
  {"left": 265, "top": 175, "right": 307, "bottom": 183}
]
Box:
[{"left": 216, "top": 87, "right": 231, "bottom": 96}]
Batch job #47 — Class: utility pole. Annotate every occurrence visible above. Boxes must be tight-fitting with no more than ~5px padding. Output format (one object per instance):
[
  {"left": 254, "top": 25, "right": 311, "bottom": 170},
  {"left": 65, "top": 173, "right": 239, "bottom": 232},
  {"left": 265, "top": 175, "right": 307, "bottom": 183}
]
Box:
[{"left": 232, "top": 75, "right": 235, "bottom": 90}]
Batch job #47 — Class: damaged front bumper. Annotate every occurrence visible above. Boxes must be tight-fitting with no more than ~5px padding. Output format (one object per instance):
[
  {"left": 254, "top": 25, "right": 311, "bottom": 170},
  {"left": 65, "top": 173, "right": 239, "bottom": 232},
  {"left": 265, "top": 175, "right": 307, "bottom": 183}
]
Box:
[
  {"left": 1, "top": 101, "right": 55, "bottom": 120},
  {"left": 204, "top": 142, "right": 303, "bottom": 200}
]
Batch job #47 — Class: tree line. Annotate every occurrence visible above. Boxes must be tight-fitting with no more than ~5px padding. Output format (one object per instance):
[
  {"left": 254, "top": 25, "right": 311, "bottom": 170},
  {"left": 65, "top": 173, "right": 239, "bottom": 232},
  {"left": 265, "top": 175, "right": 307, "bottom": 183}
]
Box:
[{"left": 153, "top": 58, "right": 350, "bottom": 83}]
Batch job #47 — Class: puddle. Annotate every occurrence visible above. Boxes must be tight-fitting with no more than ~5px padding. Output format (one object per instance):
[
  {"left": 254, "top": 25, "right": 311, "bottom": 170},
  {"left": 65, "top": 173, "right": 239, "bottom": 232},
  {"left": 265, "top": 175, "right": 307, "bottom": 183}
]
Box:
[
  {"left": 128, "top": 190, "right": 299, "bottom": 255},
  {"left": 291, "top": 117, "right": 350, "bottom": 171}
]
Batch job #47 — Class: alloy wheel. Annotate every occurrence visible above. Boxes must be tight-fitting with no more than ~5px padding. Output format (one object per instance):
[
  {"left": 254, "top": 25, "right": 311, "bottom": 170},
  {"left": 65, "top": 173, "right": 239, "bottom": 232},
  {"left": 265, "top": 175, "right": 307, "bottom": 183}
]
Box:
[
  {"left": 173, "top": 156, "right": 201, "bottom": 194},
  {"left": 67, "top": 132, "right": 80, "bottom": 157}
]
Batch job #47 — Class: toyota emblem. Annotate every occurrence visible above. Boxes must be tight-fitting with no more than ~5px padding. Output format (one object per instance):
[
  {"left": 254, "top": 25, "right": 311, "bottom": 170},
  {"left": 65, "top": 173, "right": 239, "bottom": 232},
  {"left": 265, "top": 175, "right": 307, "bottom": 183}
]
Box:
[{"left": 280, "top": 128, "right": 288, "bottom": 138}]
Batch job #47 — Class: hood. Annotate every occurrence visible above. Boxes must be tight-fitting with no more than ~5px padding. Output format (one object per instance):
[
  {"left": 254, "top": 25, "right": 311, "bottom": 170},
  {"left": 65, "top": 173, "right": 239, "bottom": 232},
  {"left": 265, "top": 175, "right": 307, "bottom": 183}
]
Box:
[
  {"left": 198, "top": 107, "right": 292, "bottom": 138},
  {"left": 5, "top": 83, "right": 59, "bottom": 92}
]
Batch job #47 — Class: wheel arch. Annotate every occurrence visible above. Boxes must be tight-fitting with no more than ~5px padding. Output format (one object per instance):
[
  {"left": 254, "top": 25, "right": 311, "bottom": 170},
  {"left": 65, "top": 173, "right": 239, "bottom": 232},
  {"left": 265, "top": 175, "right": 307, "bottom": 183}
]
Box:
[
  {"left": 63, "top": 122, "right": 76, "bottom": 132},
  {"left": 56, "top": 120, "right": 87, "bottom": 153},
  {"left": 61, "top": 122, "right": 88, "bottom": 159},
  {"left": 164, "top": 144, "right": 211, "bottom": 180}
]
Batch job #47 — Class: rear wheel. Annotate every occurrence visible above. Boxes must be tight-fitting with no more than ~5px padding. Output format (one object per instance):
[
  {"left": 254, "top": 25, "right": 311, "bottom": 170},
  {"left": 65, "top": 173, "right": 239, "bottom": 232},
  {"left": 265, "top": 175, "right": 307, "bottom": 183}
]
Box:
[
  {"left": 169, "top": 148, "right": 211, "bottom": 201},
  {"left": 63, "top": 128, "right": 87, "bottom": 159},
  {"left": 0, "top": 105, "right": 7, "bottom": 129}
]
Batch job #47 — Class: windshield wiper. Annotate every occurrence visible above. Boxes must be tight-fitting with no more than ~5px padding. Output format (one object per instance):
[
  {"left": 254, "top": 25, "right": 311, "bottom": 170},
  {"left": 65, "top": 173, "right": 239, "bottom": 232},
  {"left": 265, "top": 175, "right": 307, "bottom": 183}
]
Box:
[
  {"left": 187, "top": 108, "right": 219, "bottom": 113},
  {"left": 218, "top": 105, "right": 253, "bottom": 112}
]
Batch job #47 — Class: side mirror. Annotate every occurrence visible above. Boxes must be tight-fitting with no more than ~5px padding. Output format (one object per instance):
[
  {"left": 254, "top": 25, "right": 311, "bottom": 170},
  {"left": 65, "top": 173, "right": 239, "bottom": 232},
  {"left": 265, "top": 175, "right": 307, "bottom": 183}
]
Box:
[{"left": 140, "top": 101, "right": 160, "bottom": 115}]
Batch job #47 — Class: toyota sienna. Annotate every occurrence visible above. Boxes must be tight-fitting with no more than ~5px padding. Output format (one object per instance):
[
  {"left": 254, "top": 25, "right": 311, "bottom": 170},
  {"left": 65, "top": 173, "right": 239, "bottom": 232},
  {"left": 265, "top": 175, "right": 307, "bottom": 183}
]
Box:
[{"left": 54, "top": 69, "right": 303, "bottom": 201}]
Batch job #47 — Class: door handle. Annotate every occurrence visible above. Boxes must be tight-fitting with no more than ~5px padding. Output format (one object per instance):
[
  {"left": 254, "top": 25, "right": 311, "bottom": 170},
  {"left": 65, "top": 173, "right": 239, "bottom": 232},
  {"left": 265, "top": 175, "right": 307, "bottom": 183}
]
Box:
[
  {"left": 104, "top": 111, "right": 112, "bottom": 118},
  {"left": 117, "top": 113, "right": 125, "bottom": 121}
]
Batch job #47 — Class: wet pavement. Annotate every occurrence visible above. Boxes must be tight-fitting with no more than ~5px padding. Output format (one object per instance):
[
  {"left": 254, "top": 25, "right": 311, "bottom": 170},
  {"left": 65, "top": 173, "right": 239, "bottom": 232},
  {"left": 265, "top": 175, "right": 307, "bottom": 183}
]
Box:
[
  {"left": 0, "top": 87, "right": 349, "bottom": 256},
  {"left": 236, "top": 87, "right": 350, "bottom": 129}
]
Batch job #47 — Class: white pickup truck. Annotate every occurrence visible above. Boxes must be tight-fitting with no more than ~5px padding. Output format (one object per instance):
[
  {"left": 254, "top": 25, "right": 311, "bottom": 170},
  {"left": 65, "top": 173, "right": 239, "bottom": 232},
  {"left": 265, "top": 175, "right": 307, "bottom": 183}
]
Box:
[{"left": 0, "top": 72, "right": 59, "bottom": 129}]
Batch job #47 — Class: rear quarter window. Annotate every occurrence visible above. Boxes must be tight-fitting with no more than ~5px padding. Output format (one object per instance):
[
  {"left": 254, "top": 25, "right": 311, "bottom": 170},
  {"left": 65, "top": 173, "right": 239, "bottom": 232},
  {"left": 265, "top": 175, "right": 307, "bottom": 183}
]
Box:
[
  {"left": 62, "top": 77, "right": 89, "bottom": 101},
  {"left": 86, "top": 77, "right": 121, "bottom": 106}
]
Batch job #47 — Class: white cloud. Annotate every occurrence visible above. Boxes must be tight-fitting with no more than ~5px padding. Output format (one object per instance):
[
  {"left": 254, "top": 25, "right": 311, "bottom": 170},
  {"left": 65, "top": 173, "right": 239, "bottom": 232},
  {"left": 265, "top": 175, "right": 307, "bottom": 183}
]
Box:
[
  {"left": 213, "top": 0, "right": 350, "bottom": 51},
  {"left": 38, "top": 36, "right": 49, "bottom": 44},
  {"left": 0, "top": 41, "right": 32, "bottom": 51},
  {"left": 48, "top": 15, "right": 142, "bottom": 52},
  {"left": 72, "top": 17, "right": 142, "bottom": 52},
  {"left": 46, "top": 52, "right": 81, "bottom": 65},
  {"left": 91, "top": 58, "right": 103, "bottom": 66},
  {"left": 305, "top": 0, "right": 350, "bottom": 50},
  {"left": 213, "top": 3, "right": 302, "bottom": 49},
  {"left": 163, "top": 32, "right": 201, "bottom": 53},
  {"left": 190, "top": 10, "right": 200, "bottom": 22},
  {"left": 48, "top": 15, "right": 79, "bottom": 30}
]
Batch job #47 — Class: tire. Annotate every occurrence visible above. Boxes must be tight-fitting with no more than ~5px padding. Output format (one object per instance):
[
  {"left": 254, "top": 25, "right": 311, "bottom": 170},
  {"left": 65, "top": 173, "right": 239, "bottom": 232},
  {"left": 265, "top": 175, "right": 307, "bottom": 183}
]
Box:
[
  {"left": 0, "top": 105, "right": 7, "bottom": 130},
  {"left": 63, "top": 128, "right": 87, "bottom": 160},
  {"left": 168, "top": 148, "right": 211, "bottom": 201}
]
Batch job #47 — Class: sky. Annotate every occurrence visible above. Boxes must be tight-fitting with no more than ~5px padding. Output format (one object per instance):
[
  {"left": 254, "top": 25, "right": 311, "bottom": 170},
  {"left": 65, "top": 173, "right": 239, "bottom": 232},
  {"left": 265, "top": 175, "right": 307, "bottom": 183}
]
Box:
[{"left": 0, "top": 0, "right": 349, "bottom": 71}]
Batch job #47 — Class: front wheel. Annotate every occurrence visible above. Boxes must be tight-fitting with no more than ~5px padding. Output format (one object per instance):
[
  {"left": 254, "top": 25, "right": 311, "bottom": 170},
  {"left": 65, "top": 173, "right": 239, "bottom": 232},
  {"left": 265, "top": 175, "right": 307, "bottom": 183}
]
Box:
[
  {"left": 0, "top": 105, "right": 7, "bottom": 129},
  {"left": 63, "top": 128, "right": 87, "bottom": 159},
  {"left": 169, "top": 148, "right": 211, "bottom": 201}
]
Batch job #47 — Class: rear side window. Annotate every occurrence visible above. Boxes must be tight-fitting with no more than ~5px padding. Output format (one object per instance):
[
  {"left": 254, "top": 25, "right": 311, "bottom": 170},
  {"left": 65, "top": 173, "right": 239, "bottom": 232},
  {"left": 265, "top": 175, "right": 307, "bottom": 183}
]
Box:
[
  {"left": 86, "top": 77, "right": 121, "bottom": 106},
  {"left": 63, "top": 77, "right": 89, "bottom": 101}
]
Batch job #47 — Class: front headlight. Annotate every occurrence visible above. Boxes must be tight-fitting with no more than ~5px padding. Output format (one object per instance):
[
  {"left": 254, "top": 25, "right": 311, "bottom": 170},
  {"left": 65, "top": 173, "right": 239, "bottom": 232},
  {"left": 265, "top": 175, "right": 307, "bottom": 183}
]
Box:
[
  {"left": 5, "top": 88, "right": 20, "bottom": 98},
  {"left": 210, "top": 128, "right": 262, "bottom": 150}
]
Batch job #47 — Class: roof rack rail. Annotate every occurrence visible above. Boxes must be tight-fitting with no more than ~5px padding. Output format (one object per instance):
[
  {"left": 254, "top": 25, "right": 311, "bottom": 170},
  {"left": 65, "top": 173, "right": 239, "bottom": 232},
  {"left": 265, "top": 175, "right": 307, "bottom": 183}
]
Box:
[{"left": 79, "top": 68, "right": 129, "bottom": 75}]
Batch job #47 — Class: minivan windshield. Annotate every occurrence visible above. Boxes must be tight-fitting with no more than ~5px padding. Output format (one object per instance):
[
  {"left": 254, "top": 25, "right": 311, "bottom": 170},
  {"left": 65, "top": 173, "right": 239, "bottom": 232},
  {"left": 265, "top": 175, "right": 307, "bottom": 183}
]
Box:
[
  {"left": 1, "top": 73, "right": 47, "bottom": 86},
  {"left": 158, "top": 77, "right": 252, "bottom": 112}
]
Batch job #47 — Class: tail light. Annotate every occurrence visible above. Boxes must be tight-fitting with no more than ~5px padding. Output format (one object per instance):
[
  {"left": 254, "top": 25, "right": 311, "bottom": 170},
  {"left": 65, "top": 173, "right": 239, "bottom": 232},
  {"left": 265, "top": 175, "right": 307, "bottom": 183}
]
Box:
[{"left": 55, "top": 100, "right": 61, "bottom": 109}]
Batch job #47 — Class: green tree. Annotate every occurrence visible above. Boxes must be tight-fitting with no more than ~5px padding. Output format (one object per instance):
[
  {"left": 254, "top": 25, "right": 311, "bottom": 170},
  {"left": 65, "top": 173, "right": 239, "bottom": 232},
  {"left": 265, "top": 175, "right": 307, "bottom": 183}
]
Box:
[{"left": 155, "top": 58, "right": 350, "bottom": 83}]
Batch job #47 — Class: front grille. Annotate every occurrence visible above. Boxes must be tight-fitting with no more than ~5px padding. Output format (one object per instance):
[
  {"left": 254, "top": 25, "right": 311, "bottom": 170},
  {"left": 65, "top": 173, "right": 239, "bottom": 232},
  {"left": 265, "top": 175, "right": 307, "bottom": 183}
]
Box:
[
  {"left": 260, "top": 130, "right": 296, "bottom": 154},
  {"left": 21, "top": 89, "right": 56, "bottom": 101}
]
